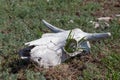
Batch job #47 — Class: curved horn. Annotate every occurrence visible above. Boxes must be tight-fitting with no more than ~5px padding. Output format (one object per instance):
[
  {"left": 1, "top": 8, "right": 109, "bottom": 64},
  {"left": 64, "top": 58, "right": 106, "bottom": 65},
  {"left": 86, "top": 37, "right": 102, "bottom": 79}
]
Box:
[
  {"left": 42, "top": 20, "right": 65, "bottom": 33},
  {"left": 85, "top": 32, "right": 111, "bottom": 41}
]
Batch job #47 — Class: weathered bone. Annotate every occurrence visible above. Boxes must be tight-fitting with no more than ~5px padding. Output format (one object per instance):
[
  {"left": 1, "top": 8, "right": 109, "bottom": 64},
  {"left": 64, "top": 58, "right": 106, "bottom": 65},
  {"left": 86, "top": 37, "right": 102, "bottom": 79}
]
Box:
[
  {"left": 42, "top": 20, "right": 65, "bottom": 33},
  {"left": 19, "top": 20, "right": 111, "bottom": 68}
]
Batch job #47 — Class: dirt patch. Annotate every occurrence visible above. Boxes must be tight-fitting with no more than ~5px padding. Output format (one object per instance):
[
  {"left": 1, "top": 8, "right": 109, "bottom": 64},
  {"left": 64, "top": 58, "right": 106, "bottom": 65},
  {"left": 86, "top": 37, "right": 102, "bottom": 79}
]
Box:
[
  {"left": 32, "top": 54, "right": 105, "bottom": 80},
  {"left": 90, "top": 0, "right": 120, "bottom": 17}
]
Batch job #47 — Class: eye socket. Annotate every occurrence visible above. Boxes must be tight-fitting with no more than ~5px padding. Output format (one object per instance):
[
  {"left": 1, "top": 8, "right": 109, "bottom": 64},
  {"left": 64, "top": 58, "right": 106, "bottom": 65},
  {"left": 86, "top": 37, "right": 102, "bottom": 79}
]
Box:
[
  {"left": 64, "top": 39, "right": 77, "bottom": 53},
  {"left": 38, "top": 57, "right": 42, "bottom": 61}
]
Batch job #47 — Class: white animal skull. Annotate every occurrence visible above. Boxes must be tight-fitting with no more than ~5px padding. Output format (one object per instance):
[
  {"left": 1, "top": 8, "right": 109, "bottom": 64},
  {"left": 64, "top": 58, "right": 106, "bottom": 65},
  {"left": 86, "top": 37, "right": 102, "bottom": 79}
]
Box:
[{"left": 19, "top": 20, "right": 111, "bottom": 68}]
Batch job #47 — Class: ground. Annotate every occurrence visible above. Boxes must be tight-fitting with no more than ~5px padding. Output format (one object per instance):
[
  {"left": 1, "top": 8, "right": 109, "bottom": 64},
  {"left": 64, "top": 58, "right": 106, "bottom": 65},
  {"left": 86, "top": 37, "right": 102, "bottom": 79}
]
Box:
[{"left": 0, "top": 0, "right": 120, "bottom": 80}]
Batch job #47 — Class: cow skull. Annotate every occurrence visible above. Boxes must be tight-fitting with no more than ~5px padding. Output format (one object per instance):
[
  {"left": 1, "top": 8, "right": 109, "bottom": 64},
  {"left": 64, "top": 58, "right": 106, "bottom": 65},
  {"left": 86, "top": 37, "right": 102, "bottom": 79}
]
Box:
[{"left": 19, "top": 20, "right": 111, "bottom": 68}]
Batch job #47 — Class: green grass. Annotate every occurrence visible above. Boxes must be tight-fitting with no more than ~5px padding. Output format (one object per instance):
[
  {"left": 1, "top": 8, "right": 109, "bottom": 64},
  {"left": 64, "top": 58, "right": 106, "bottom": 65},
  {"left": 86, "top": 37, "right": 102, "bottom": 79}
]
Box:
[{"left": 0, "top": 0, "right": 120, "bottom": 80}]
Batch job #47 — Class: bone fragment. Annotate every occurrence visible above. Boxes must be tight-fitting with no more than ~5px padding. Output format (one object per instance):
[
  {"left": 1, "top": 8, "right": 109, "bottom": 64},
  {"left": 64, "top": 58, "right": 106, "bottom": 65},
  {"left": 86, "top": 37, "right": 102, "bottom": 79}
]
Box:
[{"left": 97, "top": 17, "right": 112, "bottom": 22}]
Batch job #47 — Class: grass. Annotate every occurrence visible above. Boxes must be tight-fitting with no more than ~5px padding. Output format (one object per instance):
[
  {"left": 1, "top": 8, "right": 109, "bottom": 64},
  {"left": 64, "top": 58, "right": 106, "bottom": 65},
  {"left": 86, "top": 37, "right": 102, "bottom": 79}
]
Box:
[{"left": 0, "top": 0, "right": 120, "bottom": 80}]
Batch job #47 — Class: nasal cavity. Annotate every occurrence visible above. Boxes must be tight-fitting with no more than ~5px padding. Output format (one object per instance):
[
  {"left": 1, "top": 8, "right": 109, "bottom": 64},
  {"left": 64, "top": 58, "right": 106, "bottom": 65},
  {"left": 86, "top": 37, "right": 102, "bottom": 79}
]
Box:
[{"left": 38, "top": 57, "right": 42, "bottom": 61}]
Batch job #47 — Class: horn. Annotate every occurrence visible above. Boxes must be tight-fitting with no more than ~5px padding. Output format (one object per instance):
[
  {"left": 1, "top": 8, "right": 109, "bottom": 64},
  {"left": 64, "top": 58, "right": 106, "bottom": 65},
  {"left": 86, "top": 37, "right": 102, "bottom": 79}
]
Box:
[
  {"left": 85, "top": 32, "right": 111, "bottom": 41},
  {"left": 42, "top": 20, "right": 65, "bottom": 33}
]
